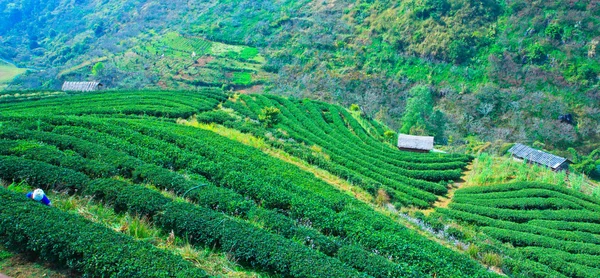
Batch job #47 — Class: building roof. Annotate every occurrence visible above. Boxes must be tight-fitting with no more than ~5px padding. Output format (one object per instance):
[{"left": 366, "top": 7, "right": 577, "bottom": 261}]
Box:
[
  {"left": 508, "top": 143, "right": 568, "bottom": 169},
  {"left": 62, "top": 81, "right": 101, "bottom": 92},
  {"left": 397, "top": 134, "right": 434, "bottom": 151}
]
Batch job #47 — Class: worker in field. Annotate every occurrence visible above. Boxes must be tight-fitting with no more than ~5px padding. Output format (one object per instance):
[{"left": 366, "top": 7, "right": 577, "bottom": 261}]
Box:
[{"left": 26, "top": 188, "right": 52, "bottom": 206}]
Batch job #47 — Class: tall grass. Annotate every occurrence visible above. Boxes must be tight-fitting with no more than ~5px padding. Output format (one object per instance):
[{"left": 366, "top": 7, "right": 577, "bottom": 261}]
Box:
[{"left": 466, "top": 153, "right": 593, "bottom": 195}]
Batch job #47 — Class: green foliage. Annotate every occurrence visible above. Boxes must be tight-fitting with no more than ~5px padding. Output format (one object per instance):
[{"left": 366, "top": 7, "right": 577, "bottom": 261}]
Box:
[
  {"left": 258, "top": 106, "right": 281, "bottom": 127},
  {"left": 91, "top": 61, "right": 104, "bottom": 76},
  {"left": 481, "top": 252, "right": 503, "bottom": 268},
  {"left": 2, "top": 0, "right": 600, "bottom": 155},
  {"left": 158, "top": 202, "right": 361, "bottom": 278},
  {"left": 335, "top": 245, "right": 417, "bottom": 278},
  {"left": 195, "top": 110, "right": 235, "bottom": 124},
  {"left": 231, "top": 94, "right": 468, "bottom": 208},
  {"left": 0, "top": 90, "right": 496, "bottom": 277},
  {"left": 0, "top": 155, "right": 90, "bottom": 193},
  {"left": 239, "top": 47, "right": 259, "bottom": 60},
  {"left": 527, "top": 43, "right": 547, "bottom": 64},
  {"left": 439, "top": 181, "right": 600, "bottom": 277},
  {"left": 571, "top": 149, "right": 600, "bottom": 177},
  {"left": 86, "top": 179, "right": 170, "bottom": 217},
  {"left": 545, "top": 24, "right": 563, "bottom": 40},
  {"left": 232, "top": 72, "right": 252, "bottom": 86},
  {"left": 383, "top": 130, "right": 396, "bottom": 143},
  {"left": 0, "top": 188, "right": 207, "bottom": 277},
  {"left": 400, "top": 85, "right": 431, "bottom": 134},
  {"left": 0, "top": 90, "right": 226, "bottom": 118},
  {"left": 400, "top": 85, "right": 445, "bottom": 139}
]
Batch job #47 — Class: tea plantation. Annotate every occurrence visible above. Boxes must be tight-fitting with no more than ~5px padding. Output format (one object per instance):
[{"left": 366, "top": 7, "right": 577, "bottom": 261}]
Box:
[
  {"left": 438, "top": 182, "right": 600, "bottom": 277},
  {"left": 0, "top": 89, "right": 496, "bottom": 277}
]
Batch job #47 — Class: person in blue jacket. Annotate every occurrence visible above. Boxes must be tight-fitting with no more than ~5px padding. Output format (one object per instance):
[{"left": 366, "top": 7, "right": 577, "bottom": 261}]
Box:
[{"left": 26, "top": 188, "right": 51, "bottom": 206}]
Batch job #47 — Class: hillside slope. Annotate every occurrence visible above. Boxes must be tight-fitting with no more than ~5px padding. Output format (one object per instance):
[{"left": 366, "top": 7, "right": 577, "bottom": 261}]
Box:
[
  {"left": 1, "top": 0, "right": 599, "bottom": 154},
  {"left": 438, "top": 182, "right": 600, "bottom": 277},
  {"left": 0, "top": 90, "right": 497, "bottom": 277}
]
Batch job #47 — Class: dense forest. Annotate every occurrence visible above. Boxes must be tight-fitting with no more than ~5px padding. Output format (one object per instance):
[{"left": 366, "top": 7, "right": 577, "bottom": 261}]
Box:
[{"left": 1, "top": 0, "right": 599, "bottom": 172}]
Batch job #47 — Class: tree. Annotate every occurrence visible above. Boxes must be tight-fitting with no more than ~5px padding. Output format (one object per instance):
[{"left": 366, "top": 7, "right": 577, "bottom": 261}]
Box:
[
  {"left": 92, "top": 62, "right": 104, "bottom": 76},
  {"left": 259, "top": 106, "right": 281, "bottom": 128},
  {"left": 93, "top": 22, "right": 105, "bottom": 37},
  {"left": 400, "top": 85, "right": 434, "bottom": 134},
  {"left": 384, "top": 130, "right": 396, "bottom": 146}
]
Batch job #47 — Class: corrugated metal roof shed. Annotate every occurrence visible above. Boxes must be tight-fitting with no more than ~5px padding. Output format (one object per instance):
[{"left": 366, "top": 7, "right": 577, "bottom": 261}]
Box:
[
  {"left": 508, "top": 143, "right": 568, "bottom": 170},
  {"left": 62, "top": 81, "right": 102, "bottom": 92},
  {"left": 397, "top": 134, "right": 434, "bottom": 151}
]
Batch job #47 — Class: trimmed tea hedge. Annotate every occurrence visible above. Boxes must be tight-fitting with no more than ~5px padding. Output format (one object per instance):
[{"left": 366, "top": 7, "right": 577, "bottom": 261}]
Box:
[{"left": 0, "top": 188, "right": 207, "bottom": 277}]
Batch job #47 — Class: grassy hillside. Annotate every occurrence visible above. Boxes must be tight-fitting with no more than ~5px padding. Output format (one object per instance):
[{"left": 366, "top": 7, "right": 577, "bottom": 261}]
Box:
[
  {"left": 0, "top": 61, "right": 26, "bottom": 91},
  {"left": 0, "top": 89, "right": 498, "bottom": 277},
  {"left": 1, "top": 0, "right": 599, "bottom": 156}
]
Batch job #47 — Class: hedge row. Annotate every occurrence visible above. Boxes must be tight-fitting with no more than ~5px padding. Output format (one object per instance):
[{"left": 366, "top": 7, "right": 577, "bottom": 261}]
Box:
[
  {"left": 222, "top": 95, "right": 462, "bottom": 207},
  {"left": 1, "top": 113, "right": 493, "bottom": 276},
  {"left": 256, "top": 95, "right": 470, "bottom": 163},
  {"left": 456, "top": 182, "right": 600, "bottom": 208},
  {"left": 449, "top": 203, "right": 600, "bottom": 224},
  {"left": 521, "top": 247, "right": 600, "bottom": 270},
  {"left": 0, "top": 149, "right": 369, "bottom": 277},
  {"left": 0, "top": 122, "right": 410, "bottom": 277},
  {"left": 440, "top": 181, "right": 600, "bottom": 277},
  {"left": 85, "top": 179, "right": 366, "bottom": 277},
  {"left": 452, "top": 196, "right": 585, "bottom": 210},
  {"left": 56, "top": 119, "right": 451, "bottom": 275},
  {"left": 0, "top": 155, "right": 89, "bottom": 193},
  {"left": 527, "top": 220, "right": 600, "bottom": 235},
  {"left": 255, "top": 95, "right": 461, "bottom": 182},
  {"left": 1, "top": 90, "right": 226, "bottom": 119},
  {"left": 51, "top": 117, "right": 488, "bottom": 276},
  {"left": 5, "top": 121, "right": 354, "bottom": 254},
  {"left": 0, "top": 139, "right": 117, "bottom": 179},
  {"left": 272, "top": 100, "right": 445, "bottom": 203},
  {"left": 0, "top": 186, "right": 206, "bottom": 277},
  {"left": 482, "top": 227, "right": 600, "bottom": 255},
  {"left": 456, "top": 189, "right": 600, "bottom": 213},
  {"left": 272, "top": 97, "right": 460, "bottom": 191},
  {"left": 437, "top": 208, "right": 600, "bottom": 245},
  {"left": 519, "top": 247, "right": 600, "bottom": 278},
  {"left": 274, "top": 98, "right": 459, "bottom": 184},
  {"left": 125, "top": 120, "right": 494, "bottom": 277}
]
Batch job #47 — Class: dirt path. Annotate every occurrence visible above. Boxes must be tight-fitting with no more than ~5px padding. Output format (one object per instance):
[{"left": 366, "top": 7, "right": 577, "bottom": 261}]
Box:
[{"left": 421, "top": 163, "right": 473, "bottom": 215}]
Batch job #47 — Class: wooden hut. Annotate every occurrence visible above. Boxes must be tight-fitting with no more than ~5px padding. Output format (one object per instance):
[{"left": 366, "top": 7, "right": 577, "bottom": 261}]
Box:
[
  {"left": 62, "top": 81, "right": 103, "bottom": 92},
  {"left": 508, "top": 143, "right": 569, "bottom": 171},
  {"left": 397, "top": 134, "right": 434, "bottom": 152}
]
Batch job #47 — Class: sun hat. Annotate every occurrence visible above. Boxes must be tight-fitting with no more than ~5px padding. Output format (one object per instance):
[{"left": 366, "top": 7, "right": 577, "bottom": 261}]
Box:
[{"left": 32, "top": 189, "right": 45, "bottom": 201}]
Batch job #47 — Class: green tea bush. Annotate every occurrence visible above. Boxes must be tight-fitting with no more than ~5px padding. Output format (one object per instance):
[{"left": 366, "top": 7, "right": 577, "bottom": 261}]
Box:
[{"left": 0, "top": 188, "right": 207, "bottom": 277}]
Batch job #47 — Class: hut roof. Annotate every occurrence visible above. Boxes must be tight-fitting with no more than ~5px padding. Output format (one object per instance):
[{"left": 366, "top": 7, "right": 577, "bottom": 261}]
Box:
[
  {"left": 508, "top": 143, "right": 568, "bottom": 169},
  {"left": 62, "top": 81, "right": 101, "bottom": 92},
  {"left": 397, "top": 134, "right": 434, "bottom": 151}
]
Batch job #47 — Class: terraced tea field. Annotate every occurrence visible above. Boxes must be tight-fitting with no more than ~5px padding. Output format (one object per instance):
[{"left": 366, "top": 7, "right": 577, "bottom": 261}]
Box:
[
  {"left": 222, "top": 94, "right": 470, "bottom": 208},
  {"left": 0, "top": 90, "right": 494, "bottom": 277},
  {"left": 438, "top": 182, "right": 600, "bottom": 277}
]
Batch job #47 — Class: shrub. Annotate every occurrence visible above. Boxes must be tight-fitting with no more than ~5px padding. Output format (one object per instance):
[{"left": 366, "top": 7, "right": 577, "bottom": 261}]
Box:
[
  {"left": 482, "top": 252, "right": 503, "bottom": 268},
  {"left": 258, "top": 106, "right": 281, "bottom": 127},
  {"left": 466, "top": 244, "right": 480, "bottom": 259},
  {"left": 195, "top": 110, "right": 235, "bottom": 124},
  {"left": 446, "top": 226, "right": 465, "bottom": 240},
  {"left": 0, "top": 188, "right": 207, "bottom": 277}
]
